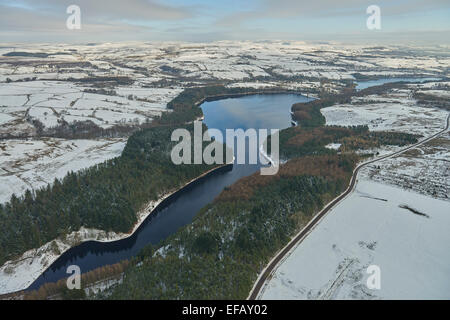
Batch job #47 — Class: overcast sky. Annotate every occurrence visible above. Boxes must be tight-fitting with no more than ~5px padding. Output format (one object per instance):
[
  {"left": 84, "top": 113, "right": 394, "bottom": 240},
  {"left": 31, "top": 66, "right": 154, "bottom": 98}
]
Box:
[{"left": 0, "top": 0, "right": 449, "bottom": 44}]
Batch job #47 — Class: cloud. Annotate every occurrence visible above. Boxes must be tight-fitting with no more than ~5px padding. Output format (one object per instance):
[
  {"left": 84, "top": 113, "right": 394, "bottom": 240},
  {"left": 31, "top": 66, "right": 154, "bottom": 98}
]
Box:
[
  {"left": 1, "top": 0, "right": 193, "bottom": 21},
  {"left": 0, "top": 5, "right": 159, "bottom": 43},
  {"left": 0, "top": 0, "right": 193, "bottom": 32},
  {"left": 0, "top": 0, "right": 448, "bottom": 43},
  {"left": 217, "top": 0, "right": 450, "bottom": 26},
  {"left": 0, "top": 0, "right": 196, "bottom": 42}
]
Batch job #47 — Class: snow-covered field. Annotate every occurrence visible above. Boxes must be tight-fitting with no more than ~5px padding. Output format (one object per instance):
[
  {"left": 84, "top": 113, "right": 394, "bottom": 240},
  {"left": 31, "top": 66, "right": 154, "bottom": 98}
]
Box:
[
  {"left": 361, "top": 134, "right": 449, "bottom": 201},
  {"left": 321, "top": 88, "right": 448, "bottom": 137},
  {"left": 320, "top": 82, "right": 449, "bottom": 201},
  {"left": 260, "top": 179, "right": 450, "bottom": 299},
  {"left": 260, "top": 81, "right": 450, "bottom": 299},
  {"left": 0, "top": 81, "right": 179, "bottom": 133},
  {"left": 417, "top": 90, "right": 450, "bottom": 99},
  {"left": 0, "top": 41, "right": 448, "bottom": 296},
  {"left": 0, "top": 64, "right": 181, "bottom": 207},
  {"left": 0, "top": 138, "right": 126, "bottom": 203},
  {"left": 2, "top": 42, "right": 444, "bottom": 207}
]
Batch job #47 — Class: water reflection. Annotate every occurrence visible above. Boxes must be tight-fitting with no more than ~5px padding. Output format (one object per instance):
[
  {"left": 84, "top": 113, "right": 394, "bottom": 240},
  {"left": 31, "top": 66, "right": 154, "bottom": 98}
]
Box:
[{"left": 28, "top": 93, "right": 311, "bottom": 290}]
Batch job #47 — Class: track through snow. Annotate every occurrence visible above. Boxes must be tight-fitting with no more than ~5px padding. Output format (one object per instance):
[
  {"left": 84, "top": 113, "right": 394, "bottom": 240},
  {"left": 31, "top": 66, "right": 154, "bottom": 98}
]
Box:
[{"left": 249, "top": 113, "right": 450, "bottom": 300}]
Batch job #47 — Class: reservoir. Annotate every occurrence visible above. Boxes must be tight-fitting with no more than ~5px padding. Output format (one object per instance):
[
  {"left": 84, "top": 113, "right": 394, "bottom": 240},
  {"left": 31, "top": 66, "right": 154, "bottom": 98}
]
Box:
[
  {"left": 27, "top": 93, "right": 312, "bottom": 290},
  {"left": 355, "top": 77, "right": 440, "bottom": 90}
]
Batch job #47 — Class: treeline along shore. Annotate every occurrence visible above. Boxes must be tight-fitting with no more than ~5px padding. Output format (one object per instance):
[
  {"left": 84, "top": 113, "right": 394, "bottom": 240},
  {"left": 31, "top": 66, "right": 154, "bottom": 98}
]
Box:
[
  {"left": 0, "top": 85, "right": 299, "bottom": 297},
  {"left": 1, "top": 83, "right": 421, "bottom": 299}
]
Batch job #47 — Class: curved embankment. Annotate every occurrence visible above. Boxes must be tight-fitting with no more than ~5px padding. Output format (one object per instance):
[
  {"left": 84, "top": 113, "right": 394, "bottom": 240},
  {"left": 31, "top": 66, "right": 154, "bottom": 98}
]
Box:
[
  {"left": 248, "top": 113, "right": 450, "bottom": 300},
  {"left": 1, "top": 88, "right": 307, "bottom": 297}
]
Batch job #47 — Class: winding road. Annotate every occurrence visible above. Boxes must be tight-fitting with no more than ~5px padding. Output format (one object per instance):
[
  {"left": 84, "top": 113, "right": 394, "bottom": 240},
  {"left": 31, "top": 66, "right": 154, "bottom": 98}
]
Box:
[{"left": 248, "top": 113, "right": 450, "bottom": 300}]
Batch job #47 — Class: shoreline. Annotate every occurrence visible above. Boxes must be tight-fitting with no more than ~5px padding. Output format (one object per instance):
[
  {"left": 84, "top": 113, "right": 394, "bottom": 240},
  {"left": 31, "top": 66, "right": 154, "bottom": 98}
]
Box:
[
  {"left": 248, "top": 113, "right": 450, "bottom": 299},
  {"left": 193, "top": 88, "right": 305, "bottom": 108},
  {"left": 0, "top": 89, "right": 307, "bottom": 297},
  {"left": 0, "top": 160, "right": 233, "bottom": 296}
]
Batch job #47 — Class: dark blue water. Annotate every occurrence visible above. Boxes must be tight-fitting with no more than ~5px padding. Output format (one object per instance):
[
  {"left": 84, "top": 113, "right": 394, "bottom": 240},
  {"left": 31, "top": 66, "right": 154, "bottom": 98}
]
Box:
[{"left": 28, "top": 93, "right": 312, "bottom": 290}]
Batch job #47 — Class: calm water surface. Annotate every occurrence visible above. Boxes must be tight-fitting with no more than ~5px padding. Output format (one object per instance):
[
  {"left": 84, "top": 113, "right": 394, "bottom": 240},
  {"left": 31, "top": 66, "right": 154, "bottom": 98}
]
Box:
[
  {"left": 28, "top": 93, "right": 311, "bottom": 290},
  {"left": 28, "top": 76, "right": 443, "bottom": 290}
]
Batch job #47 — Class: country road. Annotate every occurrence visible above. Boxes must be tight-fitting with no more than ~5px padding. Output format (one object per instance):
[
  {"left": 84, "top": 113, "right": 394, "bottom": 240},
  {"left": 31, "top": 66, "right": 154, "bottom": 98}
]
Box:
[{"left": 248, "top": 113, "right": 450, "bottom": 300}]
